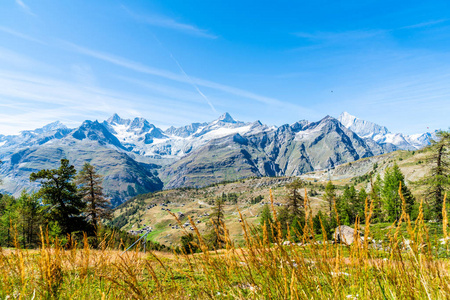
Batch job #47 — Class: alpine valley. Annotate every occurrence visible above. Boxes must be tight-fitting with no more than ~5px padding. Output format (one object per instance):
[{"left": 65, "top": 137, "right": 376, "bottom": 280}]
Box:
[{"left": 0, "top": 112, "right": 436, "bottom": 207}]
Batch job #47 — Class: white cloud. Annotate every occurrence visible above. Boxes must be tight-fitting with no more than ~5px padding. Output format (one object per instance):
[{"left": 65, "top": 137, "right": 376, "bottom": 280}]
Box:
[
  {"left": 15, "top": 0, "right": 35, "bottom": 16},
  {"left": 122, "top": 5, "right": 217, "bottom": 39}
]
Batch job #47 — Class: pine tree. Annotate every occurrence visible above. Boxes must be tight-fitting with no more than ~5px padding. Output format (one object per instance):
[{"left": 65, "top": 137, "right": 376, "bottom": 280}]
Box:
[
  {"left": 382, "top": 163, "right": 415, "bottom": 221},
  {"left": 418, "top": 130, "right": 450, "bottom": 220},
  {"left": 323, "top": 180, "right": 337, "bottom": 217},
  {"left": 76, "top": 163, "right": 112, "bottom": 234},
  {"left": 30, "top": 159, "right": 87, "bottom": 235}
]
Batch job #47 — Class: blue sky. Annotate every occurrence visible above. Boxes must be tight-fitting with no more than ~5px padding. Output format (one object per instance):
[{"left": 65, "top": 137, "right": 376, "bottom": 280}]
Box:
[{"left": 0, "top": 0, "right": 449, "bottom": 135}]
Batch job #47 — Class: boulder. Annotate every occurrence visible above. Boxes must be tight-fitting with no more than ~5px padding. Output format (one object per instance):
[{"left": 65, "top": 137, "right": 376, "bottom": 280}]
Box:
[{"left": 333, "top": 225, "right": 363, "bottom": 245}]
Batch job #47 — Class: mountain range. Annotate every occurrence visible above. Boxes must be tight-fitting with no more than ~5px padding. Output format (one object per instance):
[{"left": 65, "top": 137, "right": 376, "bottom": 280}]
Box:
[{"left": 0, "top": 112, "right": 436, "bottom": 206}]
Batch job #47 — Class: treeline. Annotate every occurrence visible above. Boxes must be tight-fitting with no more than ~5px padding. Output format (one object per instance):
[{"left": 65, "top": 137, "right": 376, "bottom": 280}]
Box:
[{"left": 0, "top": 159, "right": 162, "bottom": 250}]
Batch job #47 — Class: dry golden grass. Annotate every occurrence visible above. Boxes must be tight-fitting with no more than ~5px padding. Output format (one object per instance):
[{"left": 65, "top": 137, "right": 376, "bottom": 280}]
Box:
[{"left": 1, "top": 189, "right": 450, "bottom": 299}]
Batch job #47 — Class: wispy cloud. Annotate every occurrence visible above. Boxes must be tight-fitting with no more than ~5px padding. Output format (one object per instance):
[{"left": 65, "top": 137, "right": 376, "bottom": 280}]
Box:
[
  {"left": 400, "top": 19, "right": 448, "bottom": 30},
  {"left": 0, "top": 26, "right": 45, "bottom": 44},
  {"left": 15, "top": 0, "right": 35, "bottom": 16},
  {"left": 293, "top": 19, "right": 448, "bottom": 46},
  {"left": 122, "top": 5, "right": 217, "bottom": 39},
  {"left": 62, "top": 41, "right": 311, "bottom": 114},
  {"left": 294, "top": 29, "right": 386, "bottom": 43}
]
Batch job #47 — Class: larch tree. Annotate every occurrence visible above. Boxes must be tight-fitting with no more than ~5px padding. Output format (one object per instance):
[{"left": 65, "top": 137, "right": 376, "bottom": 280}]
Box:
[
  {"left": 76, "top": 163, "right": 112, "bottom": 234},
  {"left": 284, "top": 179, "right": 307, "bottom": 239},
  {"left": 285, "top": 179, "right": 305, "bottom": 219},
  {"left": 207, "top": 198, "right": 226, "bottom": 249}
]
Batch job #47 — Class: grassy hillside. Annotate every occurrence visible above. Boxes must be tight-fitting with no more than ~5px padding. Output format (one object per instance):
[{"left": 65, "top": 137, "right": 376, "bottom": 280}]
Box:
[
  {"left": 112, "top": 177, "right": 328, "bottom": 246},
  {"left": 112, "top": 148, "right": 432, "bottom": 247}
]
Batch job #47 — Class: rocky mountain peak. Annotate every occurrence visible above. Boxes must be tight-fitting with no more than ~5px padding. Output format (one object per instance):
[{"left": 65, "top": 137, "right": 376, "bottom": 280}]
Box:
[
  {"left": 21, "top": 121, "right": 68, "bottom": 135},
  {"left": 106, "top": 113, "right": 129, "bottom": 125},
  {"left": 129, "top": 117, "right": 152, "bottom": 131},
  {"left": 40, "top": 121, "right": 67, "bottom": 132},
  {"left": 216, "top": 112, "right": 237, "bottom": 123},
  {"left": 338, "top": 112, "right": 389, "bottom": 138}
]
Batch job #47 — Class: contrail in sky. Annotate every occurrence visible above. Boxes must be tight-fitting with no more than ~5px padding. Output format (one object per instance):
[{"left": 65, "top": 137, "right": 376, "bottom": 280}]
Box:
[{"left": 150, "top": 33, "right": 217, "bottom": 113}]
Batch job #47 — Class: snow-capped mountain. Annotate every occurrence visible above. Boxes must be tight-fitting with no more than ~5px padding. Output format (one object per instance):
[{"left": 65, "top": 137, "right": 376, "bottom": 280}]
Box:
[
  {"left": 338, "top": 112, "right": 389, "bottom": 139},
  {"left": 101, "top": 112, "right": 272, "bottom": 160},
  {"left": 0, "top": 121, "right": 71, "bottom": 158},
  {"left": 338, "top": 112, "right": 435, "bottom": 150}
]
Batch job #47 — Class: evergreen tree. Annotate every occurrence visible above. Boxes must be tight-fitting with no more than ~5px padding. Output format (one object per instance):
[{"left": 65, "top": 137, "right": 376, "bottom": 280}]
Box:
[
  {"left": 289, "top": 215, "right": 304, "bottom": 241},
  {"left": 337, "top": 185, "right": 356, "bottom": 225},
  {"left": 285, "top": 179, "right": 305, "bottom": 219},
  {"left": 312, "top": 210, "right": 333, "bottom": 239},
  {"left": 17, "top": 191, "right": 43, "bottom": 248},
  {"left": 76, "top": 163, "right": 112, "bottom": 235},
  {"left": 323, "top": 180, "right": 336, "bottom": 217},
  {"left": 370, "top": 174, "right": 383, "bottom": 222},
  {"left": 180, "top": 233, "right": 199, "bottom": 254},
  {"left": 30, "top": 159, "right": 87, "bottom": 235},
  {"left": 0, "top": 194, "right": 18, "bottom": 247},
  {"left": 382, "top": 163, "right": 415, "bottom": 221},
  {"left": 418, "top": 130, "right": 450, "bottom": 220},
  {"left": 356, "top": 188, "right": 368, "bottom": 221},
  {"left": 260, "top": 204, "right": 274, "bottom": 242},
  {"left": 276, "top": 206, "right": 290, "bottom": 239},
  {"left": 206, "top": 198, "right": 226, "bottom": 249}
]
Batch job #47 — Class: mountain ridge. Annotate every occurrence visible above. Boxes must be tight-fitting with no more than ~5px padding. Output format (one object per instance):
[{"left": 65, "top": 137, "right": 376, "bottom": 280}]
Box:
[{"left": 0, "top": 112, "right": 437, "bottom": 206}]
